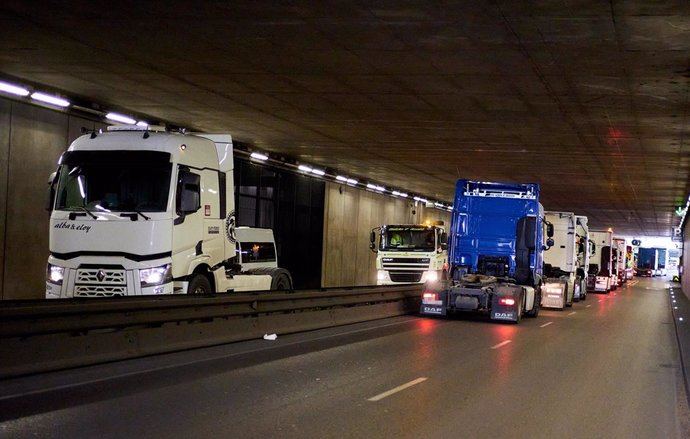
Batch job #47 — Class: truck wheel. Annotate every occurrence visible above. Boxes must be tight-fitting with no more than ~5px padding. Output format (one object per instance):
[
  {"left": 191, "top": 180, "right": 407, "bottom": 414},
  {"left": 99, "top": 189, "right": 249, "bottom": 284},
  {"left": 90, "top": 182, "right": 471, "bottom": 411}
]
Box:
[
  {"left": 271, "top": 273, "right": 292, "bottom": 291},
  {"left": 525, "top": 287, "right": 540, "bottom": 318},
  {"left": 188, "top": 274, "right": 212, "bottom": 295}
]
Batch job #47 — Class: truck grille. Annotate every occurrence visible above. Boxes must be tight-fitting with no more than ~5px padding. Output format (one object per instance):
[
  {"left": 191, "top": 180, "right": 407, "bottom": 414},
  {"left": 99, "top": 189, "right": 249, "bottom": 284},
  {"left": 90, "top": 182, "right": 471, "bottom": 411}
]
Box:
[
  {"left": 75, "top": 267, "right": 127, "bottom": 297},
  {"left": 75, "top": 286, "right": 127, "bottom": 297},
  {"left": 389, "top": 271, "right": 423, "bottom": 283},
  {"left": 382, "top": 257, "right": 431, "bottom": 270}
]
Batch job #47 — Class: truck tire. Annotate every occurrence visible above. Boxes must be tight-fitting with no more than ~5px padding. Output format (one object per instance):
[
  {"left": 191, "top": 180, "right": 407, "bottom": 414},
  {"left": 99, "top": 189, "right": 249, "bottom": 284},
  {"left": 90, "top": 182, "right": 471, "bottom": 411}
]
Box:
[
  {"left": 188, "top": 274, "right": 212, "bottom": 295},
  {"left": 525, "top": 286, "right": 540, "bottom": 318},
  {"left": 271, "top": 272, "right": 292, "bottom": 291}
]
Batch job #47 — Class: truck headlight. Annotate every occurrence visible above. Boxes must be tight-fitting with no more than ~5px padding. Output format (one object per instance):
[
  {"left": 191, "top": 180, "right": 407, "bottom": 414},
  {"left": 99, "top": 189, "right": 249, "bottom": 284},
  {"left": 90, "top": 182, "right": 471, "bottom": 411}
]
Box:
[
  {"left": 46, "top": 263, "right": 64, "bottom": 285},
  {"left": 377, "top": 270, "right": 387, "bottom": 281},
  {"left": 423, "top": 270, "right": 438, "bottom": 282},
  {"left": 140, "top": 264, "right": 172, "bottom": 287}
]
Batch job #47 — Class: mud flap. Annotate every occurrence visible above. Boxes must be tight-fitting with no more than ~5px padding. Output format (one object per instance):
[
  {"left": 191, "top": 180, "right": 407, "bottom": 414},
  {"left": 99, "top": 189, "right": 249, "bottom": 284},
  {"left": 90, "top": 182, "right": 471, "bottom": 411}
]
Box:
[
  {"left": 490, "top": 284, "right": 522, "bottom": 322},
  {"left": 420, "top": 284, "right": 447, "bottom": 316}
]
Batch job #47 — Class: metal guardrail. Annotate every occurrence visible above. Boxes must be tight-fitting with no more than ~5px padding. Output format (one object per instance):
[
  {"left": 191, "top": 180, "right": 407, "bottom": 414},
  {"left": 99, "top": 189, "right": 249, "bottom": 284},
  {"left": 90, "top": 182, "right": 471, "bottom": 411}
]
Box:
[{"left": 0, "top": 284, "right": 423, "bottom": 378}]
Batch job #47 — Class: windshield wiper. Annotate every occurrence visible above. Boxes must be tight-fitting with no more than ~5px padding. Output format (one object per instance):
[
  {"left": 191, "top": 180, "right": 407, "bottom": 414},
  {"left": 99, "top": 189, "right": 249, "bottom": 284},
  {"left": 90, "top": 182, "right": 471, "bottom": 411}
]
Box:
[
  {"left": 133, "top": 209, "right": 151, "bottom": 221},
  {"left": 78, "top": 206, "right": 98, "bottom": 220}
]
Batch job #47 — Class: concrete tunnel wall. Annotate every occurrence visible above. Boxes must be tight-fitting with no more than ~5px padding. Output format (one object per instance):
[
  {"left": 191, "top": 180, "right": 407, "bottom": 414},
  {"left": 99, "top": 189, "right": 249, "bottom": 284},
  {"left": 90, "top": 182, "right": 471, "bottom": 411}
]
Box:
[
  {"left": 0, "top": 98, "right": 107, "bottom": 300},
  {"left": 683, "top": 218, "right": 690, "bottom": 300},
  {"left": 0, "top": 96, "right": 451, "bottom": 299}
]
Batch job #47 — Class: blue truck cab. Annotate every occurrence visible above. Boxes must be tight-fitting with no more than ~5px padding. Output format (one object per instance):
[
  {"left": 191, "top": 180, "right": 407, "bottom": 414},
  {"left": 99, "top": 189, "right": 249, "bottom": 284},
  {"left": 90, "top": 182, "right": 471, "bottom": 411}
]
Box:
[{"left": 420, "top": 180, "right": 553, "bottom": 323}]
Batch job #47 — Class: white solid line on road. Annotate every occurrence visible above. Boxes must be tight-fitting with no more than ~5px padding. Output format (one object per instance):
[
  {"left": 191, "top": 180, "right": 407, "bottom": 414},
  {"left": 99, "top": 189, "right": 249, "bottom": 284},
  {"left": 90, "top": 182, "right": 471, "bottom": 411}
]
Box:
[
  {"left": 367, "top": 377, "right": 428, "bottom": 402},
  {"left": 540, "top": 321, "right": 553, "bottom": 328},
  {"left": 491, "top": 340, "right": 512, "bottom": 349},
  {"left": 586, "top": 304, "right": 592, "bottom": 308},
  {"left": 568, "top": 311, "right": 576, "bottom": 316}
]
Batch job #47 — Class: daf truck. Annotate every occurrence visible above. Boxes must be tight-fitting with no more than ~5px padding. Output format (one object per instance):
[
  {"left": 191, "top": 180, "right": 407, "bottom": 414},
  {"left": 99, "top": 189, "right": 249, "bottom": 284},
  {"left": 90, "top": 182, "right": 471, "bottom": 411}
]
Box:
[
  {"left": 587, "top": 230, "right": 613, "bottom": 293},
  {"left": 541, "top": 211, "right": 577, "bottom": 309},
  {"left": 45, "top": 125, "right": 293, "bottom": 298},
  {"left": 370, "top": 224, "right": 448, "bottom": 285},
  {"left": 420, "top": 180, "right": 551, "bottom": 324}
]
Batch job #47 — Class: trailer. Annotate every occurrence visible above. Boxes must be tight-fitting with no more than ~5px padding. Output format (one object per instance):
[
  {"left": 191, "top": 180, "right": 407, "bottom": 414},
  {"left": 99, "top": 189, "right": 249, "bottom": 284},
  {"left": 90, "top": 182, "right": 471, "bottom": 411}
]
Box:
[
  {"left": 420, "top": 180, "right": 549, "bottom": 324},
  {"left": 45, "top": 126, "right": 292, "bottom": 297},
  {"left": 636, "top": 247, "right": 657, "bottom": 277},
  {"left": 613, "top": 238, "right": 627, "bottom": 285}
]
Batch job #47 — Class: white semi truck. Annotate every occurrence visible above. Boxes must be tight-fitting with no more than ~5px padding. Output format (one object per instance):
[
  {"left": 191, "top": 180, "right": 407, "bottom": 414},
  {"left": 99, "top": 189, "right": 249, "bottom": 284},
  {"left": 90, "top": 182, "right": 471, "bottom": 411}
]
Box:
[
  {"left": 613, "top": 237, "right": 627, "bottom": 286},
  {"left": 587, "top": 230, "right": 614, "bottom": 293},
  {"left": 370, "top": 223, "right": 448, "bottom": 285},
  {"left": 574, "top": 215, "right": 590, "bottom": 301},
  {"left": 45, "top": 126, "right": 292, "bottom": 298},
  {"left": 541, "top": 211, "right": 577, "bottom": 309}
]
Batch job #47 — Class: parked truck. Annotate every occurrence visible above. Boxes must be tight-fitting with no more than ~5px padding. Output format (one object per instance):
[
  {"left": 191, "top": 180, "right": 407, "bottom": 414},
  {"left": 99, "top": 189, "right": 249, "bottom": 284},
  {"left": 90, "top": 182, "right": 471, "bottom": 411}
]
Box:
[
  {"left": 45, "top": 125, "right": 293, "bottom": 298},
  {"left": 613, "top": 238, "right": 627, "bottom": 286},
  {"left": 574, "top": 215, "right": 591, "bottom": 301},
  {"left": 541, "top": 211, "right": 577, "bottom": 309},
  {"left": 420, "top": 180, "right": 552, "bottom": 323},
  {"left": 587, "top": 230, "right": 613, "bottom": 293},
  {"left": 636, "top": 247, "right": 657, "bottom": 277},
  {"left": 370, "top": 223, "right": 448, "bottom": 285}
]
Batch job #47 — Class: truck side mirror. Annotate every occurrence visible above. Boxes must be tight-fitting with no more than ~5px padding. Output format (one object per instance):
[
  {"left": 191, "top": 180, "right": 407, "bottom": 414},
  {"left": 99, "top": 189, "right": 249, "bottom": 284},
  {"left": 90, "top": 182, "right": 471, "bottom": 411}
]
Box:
[
  {"left": 546, "top": 222, "right": 554, "bottom": 238},
  {"left": 369, "top": 230, "right": 377, "bottom": 252},
  {"left": 439, "top": 232, "right": 447, "bottom": 244},
  {"left": 46, "top": 171, "right": 58, "bottom": 212},
  {"left": 544, "top": 237, "right": 554, "bottom": 250},
  {"left": 176, "top": 169, "right": 201, "bottom": 214}
]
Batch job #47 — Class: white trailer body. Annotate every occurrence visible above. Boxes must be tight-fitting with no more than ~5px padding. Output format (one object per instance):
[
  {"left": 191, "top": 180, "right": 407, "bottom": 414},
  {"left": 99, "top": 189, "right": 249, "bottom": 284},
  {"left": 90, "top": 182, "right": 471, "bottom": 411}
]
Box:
[
  {"left": 574, "top": 215, "right": 590, "bottom": 301},
  {"left": 587, "top": 230, "right": 613, "bottom": 293},
  {"left": 45, "top": 126, "right": 292, "bottom": 298},
  {"left": 372, "top": 224, "right": 448, "bottom": 285},
  {"left": 541, "top": 211, "right": 577, "bottom": 309}
]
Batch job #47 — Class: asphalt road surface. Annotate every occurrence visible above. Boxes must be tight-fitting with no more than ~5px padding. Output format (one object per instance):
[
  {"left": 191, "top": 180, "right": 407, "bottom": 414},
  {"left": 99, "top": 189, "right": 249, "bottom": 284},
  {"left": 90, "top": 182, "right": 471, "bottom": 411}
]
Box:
[{"left": 1, "top": 277, "right": 688, "bottom": 438}]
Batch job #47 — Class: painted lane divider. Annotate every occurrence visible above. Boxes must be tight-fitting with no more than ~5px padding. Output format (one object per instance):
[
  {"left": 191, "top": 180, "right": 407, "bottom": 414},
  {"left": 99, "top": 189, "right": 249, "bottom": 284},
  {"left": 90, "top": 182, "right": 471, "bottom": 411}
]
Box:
[
  {"left": 540, "top": 321, "right": 553, "bottom": 328},
  {"left": 367, "top": 377, "right": 428, "bottom": 402},
  {"left": 568, "top": 311, "right": 576, "bottom": 316},
  {"left": 491, "top": 340, "right": 512, "bottom": 349}
]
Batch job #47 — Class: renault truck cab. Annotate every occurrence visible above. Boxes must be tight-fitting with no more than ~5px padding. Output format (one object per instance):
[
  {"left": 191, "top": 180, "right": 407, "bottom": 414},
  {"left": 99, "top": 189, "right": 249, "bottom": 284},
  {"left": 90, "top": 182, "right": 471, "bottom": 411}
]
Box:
[{"left": 45, "top": 126, "right": 292, "bottom": 298}]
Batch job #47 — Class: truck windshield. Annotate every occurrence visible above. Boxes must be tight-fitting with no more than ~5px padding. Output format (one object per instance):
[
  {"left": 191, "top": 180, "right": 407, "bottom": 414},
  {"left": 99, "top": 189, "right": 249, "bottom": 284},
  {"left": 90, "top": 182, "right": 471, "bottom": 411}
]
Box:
[
  {"left": 381, "top": 227, "right": 435, "bottom": 251},
  {"left": 55, "top": 150, "right": 172, "bottom": 213}
]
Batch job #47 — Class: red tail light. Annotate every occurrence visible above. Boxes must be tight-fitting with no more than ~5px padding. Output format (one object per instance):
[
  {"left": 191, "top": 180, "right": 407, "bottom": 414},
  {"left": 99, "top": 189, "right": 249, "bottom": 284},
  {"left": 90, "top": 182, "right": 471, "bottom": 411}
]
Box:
[
  {"left": 499, "top": 297, "right": 515, "bottom": 306},
  {"left": 423, "top": 292, "right": 437, "bottom": 300}
]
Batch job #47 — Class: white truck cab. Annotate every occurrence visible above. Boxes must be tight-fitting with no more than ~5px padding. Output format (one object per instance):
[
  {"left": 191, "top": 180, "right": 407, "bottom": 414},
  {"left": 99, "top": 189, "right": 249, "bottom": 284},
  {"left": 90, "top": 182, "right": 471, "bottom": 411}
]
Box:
[
  {"left": 45, "top": 126, "right": 292, "bottom": 298},
  {"left": 541, "top": 211, "right": 578, "bottom": 309},
  {"left": 370, "top": 223, "right": 448, "bottom": 285},
  {"left": 587, "top": 230, "right": 614, "bottom": 293}
]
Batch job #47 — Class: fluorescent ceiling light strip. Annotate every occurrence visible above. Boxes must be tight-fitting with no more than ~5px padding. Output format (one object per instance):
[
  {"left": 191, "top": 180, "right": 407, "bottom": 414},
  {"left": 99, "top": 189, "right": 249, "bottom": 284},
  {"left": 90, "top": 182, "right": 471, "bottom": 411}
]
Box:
[
  {"left": 250, "top": 152, "right": 268, "bottom": 161},
  {"left": 311, "top": 169, "right": 325, "bottom": 176},
  {"left": 105, "top": 112, "right": 136, "bottom": 124},
  {"left": 298, "top": 165, "right": 313, "bottom": 172},
  {"left": 31, "top": 92, "right": 70, "bottom": 107},
  {"left": 0, "top": 81, "right": 29, "bottom": 96}
]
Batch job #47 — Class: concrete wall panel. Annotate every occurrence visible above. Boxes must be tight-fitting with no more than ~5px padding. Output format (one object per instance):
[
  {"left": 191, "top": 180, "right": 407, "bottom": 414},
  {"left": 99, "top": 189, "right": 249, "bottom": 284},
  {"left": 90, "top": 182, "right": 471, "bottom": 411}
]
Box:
[
  {"left": 322, "top": 182, "right": 451, "bottom": 287},
  {"left": 3, "top": 103, "right": 68, "bottom": 299},
  {"left": 0, "top": 100, "right": 10, "bottom": 299}
]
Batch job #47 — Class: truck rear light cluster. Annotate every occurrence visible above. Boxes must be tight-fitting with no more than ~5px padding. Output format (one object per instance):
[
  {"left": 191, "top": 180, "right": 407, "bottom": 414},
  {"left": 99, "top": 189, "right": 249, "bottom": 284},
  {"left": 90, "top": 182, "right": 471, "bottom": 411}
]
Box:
[
  {"left": 498, "top": 297, "right": 515, "bottom": 306},
  {"left": 423, "top": 292, "right": 438, "bottom": 301}
]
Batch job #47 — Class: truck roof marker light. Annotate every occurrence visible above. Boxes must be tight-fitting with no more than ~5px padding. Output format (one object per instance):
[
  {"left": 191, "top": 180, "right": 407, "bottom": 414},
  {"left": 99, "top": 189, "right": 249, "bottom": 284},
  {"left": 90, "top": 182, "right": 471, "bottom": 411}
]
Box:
[
  {"left": 0, "top": 81, "right": 30, "bottom": 96},
  {"left": 250, "top": 152, "right": 268, "bottom": 161},
  {"left": 31, "top": 92, "right": 70, "bottom": 107},
  {"left": 298, "top": 165, "right": 313, "bottom": 173},
  {"left": 105, "top": 112, "right": 136, "bottom": 124},
  {"left": 311, "top": 169, "right": 326, "bottom": 176},
  {"left": 336, "top": 175, "right": 348, "bottom": 182}
]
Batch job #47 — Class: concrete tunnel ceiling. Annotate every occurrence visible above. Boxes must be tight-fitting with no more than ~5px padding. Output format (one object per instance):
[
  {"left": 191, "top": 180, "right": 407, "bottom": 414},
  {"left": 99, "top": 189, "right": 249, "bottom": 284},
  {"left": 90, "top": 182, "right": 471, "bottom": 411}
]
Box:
[{"left": 1, "top": 1, "right": 689, "bottom": 236}]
